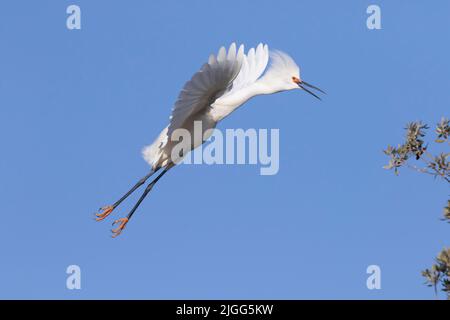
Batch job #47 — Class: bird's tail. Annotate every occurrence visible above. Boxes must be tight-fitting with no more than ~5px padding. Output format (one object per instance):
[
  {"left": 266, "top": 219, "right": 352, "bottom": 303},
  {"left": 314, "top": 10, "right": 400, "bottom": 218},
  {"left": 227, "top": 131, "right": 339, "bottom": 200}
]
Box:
[{"left": 142, "top": 126, "right": 169, "bottom": 169}]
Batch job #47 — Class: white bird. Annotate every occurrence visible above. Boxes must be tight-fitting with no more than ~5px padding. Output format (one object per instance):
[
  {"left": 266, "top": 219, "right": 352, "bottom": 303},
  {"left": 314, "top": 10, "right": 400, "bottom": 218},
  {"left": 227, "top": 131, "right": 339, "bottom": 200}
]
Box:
[{"left": 95, "top": 43, "right": 324, "bottom": 237}]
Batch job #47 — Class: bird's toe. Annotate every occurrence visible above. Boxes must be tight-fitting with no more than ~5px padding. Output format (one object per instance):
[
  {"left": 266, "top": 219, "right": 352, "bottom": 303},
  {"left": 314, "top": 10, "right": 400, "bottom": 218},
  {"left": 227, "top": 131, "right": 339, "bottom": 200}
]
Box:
[{"left": 95, "top": 205, "right": 114, "bottom": 221}]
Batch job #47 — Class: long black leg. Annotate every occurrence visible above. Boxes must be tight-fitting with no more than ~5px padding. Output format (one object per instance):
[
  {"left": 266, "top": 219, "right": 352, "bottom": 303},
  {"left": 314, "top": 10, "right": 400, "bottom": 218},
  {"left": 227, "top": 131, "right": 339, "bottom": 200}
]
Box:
[
  {"left": 126, "top": 166, "right": 171, "bottom": 220},
  {"left": 111, "top": 165, "right": 173, "bottom": 237},
  {"left": 95, "top": 169, "right": 159, "bottom": 221},
  {"left": 112, "top": 169, "right": 159, "bottom": 208}
]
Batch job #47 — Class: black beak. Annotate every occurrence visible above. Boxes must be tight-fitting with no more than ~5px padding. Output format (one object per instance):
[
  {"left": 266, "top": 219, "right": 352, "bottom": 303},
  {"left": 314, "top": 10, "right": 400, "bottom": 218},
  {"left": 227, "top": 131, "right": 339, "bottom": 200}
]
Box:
[{"left": 298, "top": 81, "right": 325, "bottom": 100}]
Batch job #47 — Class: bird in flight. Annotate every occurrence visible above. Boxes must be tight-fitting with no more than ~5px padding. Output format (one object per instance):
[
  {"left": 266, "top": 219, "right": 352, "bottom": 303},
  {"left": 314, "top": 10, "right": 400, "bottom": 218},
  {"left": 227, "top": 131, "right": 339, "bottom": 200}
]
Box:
[{"left": 95, "top": 43, "right": 324, "bottom": 237}]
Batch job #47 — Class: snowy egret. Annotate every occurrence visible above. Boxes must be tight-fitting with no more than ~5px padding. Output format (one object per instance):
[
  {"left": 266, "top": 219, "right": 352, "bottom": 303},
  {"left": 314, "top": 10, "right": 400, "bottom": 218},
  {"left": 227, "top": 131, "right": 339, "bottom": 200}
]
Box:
[{"left": 95, "top": 43, "right": 324, "bottom": 237}]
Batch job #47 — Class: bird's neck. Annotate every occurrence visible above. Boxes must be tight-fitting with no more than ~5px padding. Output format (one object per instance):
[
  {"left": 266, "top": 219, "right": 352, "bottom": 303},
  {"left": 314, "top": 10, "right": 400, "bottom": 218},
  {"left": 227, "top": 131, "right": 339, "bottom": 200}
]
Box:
[{"left": 211, "top": 81, "right": 278, "bottom": 121}]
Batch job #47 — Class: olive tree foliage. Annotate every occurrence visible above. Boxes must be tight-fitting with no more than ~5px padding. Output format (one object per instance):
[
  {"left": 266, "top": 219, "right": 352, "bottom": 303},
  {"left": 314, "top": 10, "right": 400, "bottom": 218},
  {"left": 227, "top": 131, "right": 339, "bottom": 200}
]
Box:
[{"left": 384, "top": 117, "right": 450, "bottom": 299}]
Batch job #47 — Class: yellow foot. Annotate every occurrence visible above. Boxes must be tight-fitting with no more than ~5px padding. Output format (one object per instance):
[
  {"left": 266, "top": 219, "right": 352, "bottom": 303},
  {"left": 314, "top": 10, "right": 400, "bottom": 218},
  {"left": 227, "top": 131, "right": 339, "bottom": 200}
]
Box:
[
  {"left": 111, "top": 217, "right": 129, "bottom": 238},
  {"left": 95, "top": 205, "right": 114, "bottom": 221}
]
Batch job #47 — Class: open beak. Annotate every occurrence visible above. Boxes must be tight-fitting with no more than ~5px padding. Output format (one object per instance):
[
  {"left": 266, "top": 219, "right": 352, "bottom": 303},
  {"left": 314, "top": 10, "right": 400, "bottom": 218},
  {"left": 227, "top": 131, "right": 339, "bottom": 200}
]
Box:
[{"left": 295, "top": 79, "right": 325, "bottom": 100}]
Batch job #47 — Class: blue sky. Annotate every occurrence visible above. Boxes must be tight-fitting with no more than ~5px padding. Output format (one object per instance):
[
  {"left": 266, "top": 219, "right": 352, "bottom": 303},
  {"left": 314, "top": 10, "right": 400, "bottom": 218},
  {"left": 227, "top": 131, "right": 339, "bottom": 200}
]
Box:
[{"left": 0, "top": 0, "right": 449, "bottom": 299}]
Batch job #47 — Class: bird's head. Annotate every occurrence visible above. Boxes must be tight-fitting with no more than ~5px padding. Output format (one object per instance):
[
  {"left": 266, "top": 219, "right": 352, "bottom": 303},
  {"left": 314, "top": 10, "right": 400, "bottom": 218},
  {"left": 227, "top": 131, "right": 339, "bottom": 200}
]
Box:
[{"left": 261, "top": 50, "right": 325, "bottom": 100}]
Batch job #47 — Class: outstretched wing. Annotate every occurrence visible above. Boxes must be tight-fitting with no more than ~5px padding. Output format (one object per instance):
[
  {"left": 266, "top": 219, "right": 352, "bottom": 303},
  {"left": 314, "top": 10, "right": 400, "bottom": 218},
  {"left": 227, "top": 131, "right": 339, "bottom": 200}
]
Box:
[
  {"left": 167, "top": 43, "right": 244, "bottom": 136},
  {"left": 225, "top": 43, "right": 269, "bottom": 96}
]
